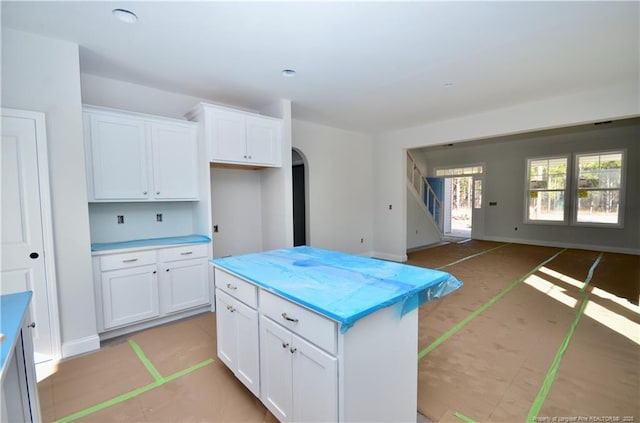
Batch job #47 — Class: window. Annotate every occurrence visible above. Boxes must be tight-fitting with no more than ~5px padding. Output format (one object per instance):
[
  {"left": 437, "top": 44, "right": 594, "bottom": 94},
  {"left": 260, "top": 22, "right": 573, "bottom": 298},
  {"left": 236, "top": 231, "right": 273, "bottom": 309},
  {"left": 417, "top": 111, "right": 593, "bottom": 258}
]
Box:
[
  {"left": 575, "top": 151, "right": 624, "bottom": 225},
  {"left": 435, "top": 165, "right": 483, "bottom": 177},
  {"left": 526, "top": 156, "right": 568, "bottom": 223}
]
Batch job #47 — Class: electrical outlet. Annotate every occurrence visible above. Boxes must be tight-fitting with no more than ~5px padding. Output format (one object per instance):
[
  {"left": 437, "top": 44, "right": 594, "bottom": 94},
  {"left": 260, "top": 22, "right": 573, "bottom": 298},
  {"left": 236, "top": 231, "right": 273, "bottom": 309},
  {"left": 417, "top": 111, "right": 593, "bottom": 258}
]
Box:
[
  {"left": 117, "top": 215, "right": 124, "bottom": 224},
  {"left": 213, "top": 225, "right": 219, "bottom": 233},
  {"left": 156, "top": 213, "right": 163, "bottom": 222}
]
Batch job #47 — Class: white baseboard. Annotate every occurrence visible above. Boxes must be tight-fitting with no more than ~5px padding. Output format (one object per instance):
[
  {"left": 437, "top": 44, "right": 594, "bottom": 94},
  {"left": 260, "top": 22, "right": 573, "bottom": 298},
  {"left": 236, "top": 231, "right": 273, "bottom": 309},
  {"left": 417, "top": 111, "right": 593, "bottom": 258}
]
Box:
[
  {"left": 61, "top": 334, "right": 100, "bottom": 359},
  {"left": 370, "top": 251, "right": 408, "bottom": 262},
  {"left": 480, "top": 235, "right": 640, "bottom": 255}
]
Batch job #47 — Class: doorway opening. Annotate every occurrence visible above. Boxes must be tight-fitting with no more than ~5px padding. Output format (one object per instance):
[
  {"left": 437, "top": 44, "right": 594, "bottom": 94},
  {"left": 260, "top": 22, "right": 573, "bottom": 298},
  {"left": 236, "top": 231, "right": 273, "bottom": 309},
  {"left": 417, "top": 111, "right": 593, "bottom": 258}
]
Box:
[
  {"left": 292, "top": 149, "right": 308, "bottom": 246},
  {"left": 436, "top": 165, "right": 484, "bottom": 240}
]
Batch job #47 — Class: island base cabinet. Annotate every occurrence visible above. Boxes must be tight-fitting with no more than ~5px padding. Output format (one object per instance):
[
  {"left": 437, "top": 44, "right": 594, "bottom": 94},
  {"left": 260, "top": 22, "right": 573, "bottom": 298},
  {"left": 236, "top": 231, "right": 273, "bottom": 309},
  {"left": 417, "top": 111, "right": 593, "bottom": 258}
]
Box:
[
  {"left": 1, "top": 306, "right": 41, "bottom": 422},
  {"left": 215, "top": 289, "right": 260, "bottom": 397},
  {"left": 260, "top": 315, "right": 337, "bottom": 423}
]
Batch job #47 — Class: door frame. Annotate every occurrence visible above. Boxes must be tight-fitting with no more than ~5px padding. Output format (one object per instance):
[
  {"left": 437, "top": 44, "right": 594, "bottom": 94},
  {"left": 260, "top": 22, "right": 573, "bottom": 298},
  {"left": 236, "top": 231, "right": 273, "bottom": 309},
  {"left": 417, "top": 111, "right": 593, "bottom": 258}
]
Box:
[{"left": 2, "top": 108, "right": 61, "bottom": 363}]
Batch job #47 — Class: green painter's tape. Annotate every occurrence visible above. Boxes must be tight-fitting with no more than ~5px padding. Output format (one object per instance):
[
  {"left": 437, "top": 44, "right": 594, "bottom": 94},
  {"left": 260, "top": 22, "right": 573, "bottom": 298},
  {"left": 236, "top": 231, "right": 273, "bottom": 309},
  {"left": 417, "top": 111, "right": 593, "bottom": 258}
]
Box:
[
  {"left": 128, "top": 339, "right": 164, "bottom": 382},
  {"left": 54, "top": 340, "right": 215, "bottom": 423},
  {"left": 455, "top": 411, "right": 479, "bottom": 423},
  {"left": 164, "top": 358, "right": 214, "bottom": 383},
  {"left": 528, "top": 252, "right": 603, "bottom": 422},
  {"left": 581, "top": 251, "right": 603, "bottom": 292},
  {"left": 55, "top": 381, "right": 160, "bottom": 423},
  {"left": 418, "top": 248, "right": 567, "bottom": 360},
  {"left": 437, "top": 243, "right": 509, "bottom": 270},
  {"left": 527, "top": 295, "right": 589, "bottom": 422}
]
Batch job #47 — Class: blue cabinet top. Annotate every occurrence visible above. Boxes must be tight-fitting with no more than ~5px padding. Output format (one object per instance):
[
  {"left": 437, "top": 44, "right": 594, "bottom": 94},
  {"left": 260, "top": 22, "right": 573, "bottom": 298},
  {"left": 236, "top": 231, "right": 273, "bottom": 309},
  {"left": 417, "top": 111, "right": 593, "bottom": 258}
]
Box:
[
  {"left": 1, "top": 291, "right": 32, "bottom": 376},
  {"left": 212, "top": 246, "right": 462, "bottom": 332},
  {"left": 91, "top": 234, "right": 211, "bottom": 252}
]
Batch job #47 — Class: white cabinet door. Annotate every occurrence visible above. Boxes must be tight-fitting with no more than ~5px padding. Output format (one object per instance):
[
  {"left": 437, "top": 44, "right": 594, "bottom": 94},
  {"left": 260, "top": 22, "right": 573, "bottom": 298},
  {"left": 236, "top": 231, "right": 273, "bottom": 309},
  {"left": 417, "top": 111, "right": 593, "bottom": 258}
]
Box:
[
  {"left": 88, "top": 113, "right": 149, "bottom": 200},
  {"left": 215, "top": 289, "right": 237, "bottom": 370},
  {"left": 292, "top": 334, "right": 338, "bottom": 423},
  {"left": 160, "top": 258, "right": 209, "bottom": 314},
  {"left": 215, "top": 289, "right": 260, "bottom": 396},
  {"left": 101, "top": 264, "right": 159, "bottom": 329},
  {"left": 260, "top": 315, "right": 293, "bottom": 422},
  {"left": 151, "top": 123, "right": 199, "bottom": 200},
  {"left": 209, "top": 110, "right": 245, "bottom": 162},
  {"left": 245, "top": 116, "right": 280, "bottom": 166}
]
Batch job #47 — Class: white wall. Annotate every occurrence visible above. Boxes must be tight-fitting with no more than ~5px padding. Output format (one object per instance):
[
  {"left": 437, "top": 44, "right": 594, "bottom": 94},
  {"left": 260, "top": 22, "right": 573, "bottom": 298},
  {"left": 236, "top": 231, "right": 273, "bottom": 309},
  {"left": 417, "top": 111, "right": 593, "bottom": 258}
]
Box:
[
  {"left": 423, "top": 119, "right": 639, "bottom": 253},
  {"left": 292, "top": 119, "right": 374, "bottom": 255},
  {"left": 1, "top": 29, "right": 97, "bottom": 353},
  {"left": 406, "top": 187, "right": 442, "bottom": 250},
  {"left": 373, "top": 81, "right": 640, "bottom": 260}
]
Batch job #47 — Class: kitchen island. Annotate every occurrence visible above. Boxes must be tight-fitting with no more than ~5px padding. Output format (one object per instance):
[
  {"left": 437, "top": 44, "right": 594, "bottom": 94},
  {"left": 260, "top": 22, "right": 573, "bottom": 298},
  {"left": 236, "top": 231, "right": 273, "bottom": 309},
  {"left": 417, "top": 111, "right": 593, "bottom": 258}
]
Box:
[{"left": 212, "top": 246, "right": 462, "bottom": 422}]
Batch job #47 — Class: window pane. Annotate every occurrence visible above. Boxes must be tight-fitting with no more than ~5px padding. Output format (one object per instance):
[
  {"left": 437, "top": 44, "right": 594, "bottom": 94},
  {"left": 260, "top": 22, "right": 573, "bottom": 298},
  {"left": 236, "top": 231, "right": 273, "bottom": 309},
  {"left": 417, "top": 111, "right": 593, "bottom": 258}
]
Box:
[
  {"left": 578, "top": 153, "right": 622, "bottom": 189},
  {"left": 528, "top": 191, "right": 565, "bottom": 221},
  {"left": 529, "top": 157, "right": 567, "bottom": 189},
  {"left": 577, "top": 190, "right": 620, "bottom": 224},
  {"left": 474, "top": 179, "right": 482, "bottom": 209}
]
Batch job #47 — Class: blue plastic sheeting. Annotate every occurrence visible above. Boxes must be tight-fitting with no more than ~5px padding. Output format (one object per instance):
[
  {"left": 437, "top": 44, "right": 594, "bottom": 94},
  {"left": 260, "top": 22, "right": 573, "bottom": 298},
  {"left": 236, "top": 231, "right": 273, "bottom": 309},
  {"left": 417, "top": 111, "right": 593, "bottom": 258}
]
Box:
[
  {"left": 1, "top": 291, "right": 32, "bottom": 374},
  {"left": 212, "top": 246, "right": 462, "bottom": 333},
  {"left": 91, "top": 234, "right": 211, "bottom": 252}
]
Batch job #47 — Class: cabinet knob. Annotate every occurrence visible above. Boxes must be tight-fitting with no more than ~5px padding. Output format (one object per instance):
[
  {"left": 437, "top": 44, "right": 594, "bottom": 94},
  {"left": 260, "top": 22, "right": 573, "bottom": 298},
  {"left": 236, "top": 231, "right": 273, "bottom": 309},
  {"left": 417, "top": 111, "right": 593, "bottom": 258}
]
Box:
[
  {"left": 166, "top": 268, "right": 170, "bottom": 272},
  {"left": 226, "top": 305, "right": 236, "bottom": 313},
  {"left": 143, "top": 191, "right": 148, "bottom": 195},
  {"left": 290, "top": 347, "right": 297, "bottom": 354},
  {"left": 153, "top": 270, "right": 157, "bottom": 274},
  {"left": 281, "top": 312, "right": 299, "bottom": 323},
  {"left": 282, "top": 342, "right": 289, "bottom": 349},
  {"left": 29, "top": 252, "right": 39, "bottom": 259},
  {"left": 28, "top": 322, "right": 36, "bottom": 329},
  {"left": 226, "top": 283, "right": 237, "bottom": 290},
  {"left": 156, "top": 191, "right": 160, "bottom": 195}
]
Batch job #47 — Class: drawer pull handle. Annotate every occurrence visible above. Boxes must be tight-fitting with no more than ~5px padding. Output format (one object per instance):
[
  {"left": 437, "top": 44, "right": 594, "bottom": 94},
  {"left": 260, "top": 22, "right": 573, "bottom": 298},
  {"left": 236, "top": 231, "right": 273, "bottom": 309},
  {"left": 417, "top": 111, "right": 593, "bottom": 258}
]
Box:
[
  {"left": 290, "top": 347, "right": 297, "bottom": 354},
  {"left": 180, "top": 251, "right": 193, "bottom": 255},
  {"left": 226, "top": 283, "right": 237, "bottom": 290},
  {"left": 227, "top": 305, "right": 236, "bottom": 313},
  {"left": 281, "top": 313, "right": 298, "bottom": 323},
  {"left": 282, "top": 342, "right": 289, "bottom": 349},
  {"left": 122, "top": 258, "right": 138, "bottom": 263}
]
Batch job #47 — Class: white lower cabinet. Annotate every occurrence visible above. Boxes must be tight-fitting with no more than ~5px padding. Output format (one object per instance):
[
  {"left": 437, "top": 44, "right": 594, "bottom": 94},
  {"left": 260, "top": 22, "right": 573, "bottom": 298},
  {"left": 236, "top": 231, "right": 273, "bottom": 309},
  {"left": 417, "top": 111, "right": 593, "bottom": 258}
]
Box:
[
  {"left": 260, "top": 315, "right": 337, "bottom": 423},
  {"left": 96, "top": 244, "right": 210, "bottom": 333},
  {"left": 215, "top": 288, "right": 260, "bottom": 396},
  {"left": 214, "top": 265, "right": 419, "bottom": 423},
  {"left": 159, "top": 246, "right": 210, "bottom": 314},
  {"left": 101, "top": 264, "right": 160, "bottom": 329}
]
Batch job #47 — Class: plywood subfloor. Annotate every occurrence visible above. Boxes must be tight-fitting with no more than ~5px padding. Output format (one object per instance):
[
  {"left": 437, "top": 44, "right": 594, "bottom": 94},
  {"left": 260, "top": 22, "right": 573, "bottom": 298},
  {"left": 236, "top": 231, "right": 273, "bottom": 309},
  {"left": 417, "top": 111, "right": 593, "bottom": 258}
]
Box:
[{"left": 39, "top": 241, "right": 639, "bottom": 422}]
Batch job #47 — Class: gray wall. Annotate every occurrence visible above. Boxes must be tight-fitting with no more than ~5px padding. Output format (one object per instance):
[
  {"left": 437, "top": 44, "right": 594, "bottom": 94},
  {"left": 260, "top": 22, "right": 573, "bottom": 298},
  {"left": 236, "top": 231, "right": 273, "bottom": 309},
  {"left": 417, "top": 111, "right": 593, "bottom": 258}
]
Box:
[{"left": 420, "top": 119, "right": 639, "bottom": 253}]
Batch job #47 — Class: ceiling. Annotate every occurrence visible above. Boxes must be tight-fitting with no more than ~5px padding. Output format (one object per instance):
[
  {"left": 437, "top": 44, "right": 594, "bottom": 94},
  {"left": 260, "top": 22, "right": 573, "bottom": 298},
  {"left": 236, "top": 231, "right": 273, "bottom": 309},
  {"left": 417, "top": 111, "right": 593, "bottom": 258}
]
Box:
[{"left": 2, "top": 1, "right": 638, "bottom": 134}]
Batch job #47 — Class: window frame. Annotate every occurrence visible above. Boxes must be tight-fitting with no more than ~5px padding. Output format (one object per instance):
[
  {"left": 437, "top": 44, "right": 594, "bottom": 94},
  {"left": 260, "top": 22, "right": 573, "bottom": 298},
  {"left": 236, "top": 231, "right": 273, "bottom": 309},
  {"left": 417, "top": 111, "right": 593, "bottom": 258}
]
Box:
[
  {"left": 524, "top": 154, "right": 570, "bottom": 225},
  {"left": 571, "top": 149, "right": 626, "bottom": 228}
]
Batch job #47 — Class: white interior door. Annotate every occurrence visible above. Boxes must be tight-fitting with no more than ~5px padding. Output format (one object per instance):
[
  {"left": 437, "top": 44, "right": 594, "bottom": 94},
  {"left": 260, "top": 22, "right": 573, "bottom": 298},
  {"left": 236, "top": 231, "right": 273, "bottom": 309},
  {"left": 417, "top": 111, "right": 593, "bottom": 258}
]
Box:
[{"left": 1, "top": 109, "right": 59, "bottom": 364}]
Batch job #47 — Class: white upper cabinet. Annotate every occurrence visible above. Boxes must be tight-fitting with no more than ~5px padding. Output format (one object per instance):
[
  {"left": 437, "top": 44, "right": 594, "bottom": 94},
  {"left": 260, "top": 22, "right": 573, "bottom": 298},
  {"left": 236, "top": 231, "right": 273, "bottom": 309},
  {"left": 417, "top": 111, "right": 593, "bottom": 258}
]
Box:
[
  {"left": 84, "top": 106, "right": 199, "bottom": 202},
  {"left": 187, "top": 103, "right": 282, "bottom": 167}
]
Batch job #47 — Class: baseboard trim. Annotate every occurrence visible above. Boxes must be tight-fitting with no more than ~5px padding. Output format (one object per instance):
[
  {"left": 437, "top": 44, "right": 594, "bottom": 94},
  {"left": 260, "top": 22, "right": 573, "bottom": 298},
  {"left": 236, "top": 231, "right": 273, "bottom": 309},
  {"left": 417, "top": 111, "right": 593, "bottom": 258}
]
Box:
[
  {"left": 370, "top": 251, "right": 408, "bottom": 262},
  {"left": 62, "top": 334, "right": 100, "bottom": 359},
  {"left": 480, "top": 235, "right": 640, "bottom": 255}
]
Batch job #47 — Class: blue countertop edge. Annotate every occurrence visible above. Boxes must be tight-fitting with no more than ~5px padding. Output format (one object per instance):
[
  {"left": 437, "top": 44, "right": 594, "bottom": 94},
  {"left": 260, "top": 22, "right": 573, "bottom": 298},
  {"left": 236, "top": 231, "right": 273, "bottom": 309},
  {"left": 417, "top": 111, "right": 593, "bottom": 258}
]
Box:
[
  {"left": 211, "top": 247, "right": 463, "bottom": 333},
  {"left": 1, "top": 291, "right": 32, "bottom": 378},
  {"left": 91, "top": 234, "right": 211, "bottom": 252}
]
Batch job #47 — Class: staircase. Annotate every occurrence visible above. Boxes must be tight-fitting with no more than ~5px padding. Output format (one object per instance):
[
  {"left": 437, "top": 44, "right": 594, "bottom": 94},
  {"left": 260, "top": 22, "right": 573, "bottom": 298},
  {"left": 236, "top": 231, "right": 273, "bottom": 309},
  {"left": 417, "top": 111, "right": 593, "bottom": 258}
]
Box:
[{"left": 407, "top": 152, "right": 444, "bottom": 232}]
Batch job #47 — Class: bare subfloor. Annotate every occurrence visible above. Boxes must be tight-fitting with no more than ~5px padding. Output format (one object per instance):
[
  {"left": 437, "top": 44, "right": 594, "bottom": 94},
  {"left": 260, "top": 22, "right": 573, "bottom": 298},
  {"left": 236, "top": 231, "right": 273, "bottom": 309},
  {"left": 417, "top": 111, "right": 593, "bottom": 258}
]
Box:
[{"left": 38, "top": 241, "right": 639, "bottom": 422}]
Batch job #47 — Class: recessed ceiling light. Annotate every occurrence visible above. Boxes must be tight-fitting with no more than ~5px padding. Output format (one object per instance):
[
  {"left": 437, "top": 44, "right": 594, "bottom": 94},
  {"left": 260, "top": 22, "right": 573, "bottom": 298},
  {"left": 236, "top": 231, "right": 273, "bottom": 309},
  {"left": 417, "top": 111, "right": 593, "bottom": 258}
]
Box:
[
  {"left": 112, "top": 8, "right": 138, "bottom": 24},
  {"left": 281, "top": 69, "right": 297, "bottom": 78}
]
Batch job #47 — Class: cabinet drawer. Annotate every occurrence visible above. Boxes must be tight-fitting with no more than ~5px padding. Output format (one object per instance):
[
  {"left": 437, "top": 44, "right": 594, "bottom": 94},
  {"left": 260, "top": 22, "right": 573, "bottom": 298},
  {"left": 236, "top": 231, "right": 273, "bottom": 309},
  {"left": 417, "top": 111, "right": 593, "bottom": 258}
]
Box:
[
  {"left": 100, "top": 250, "right": 157, "bottom": 271},
  {"left": 214, "top": 268, "right": 257, "bottom": 308},
  {"left": 160, "top": 244, "right": 208, "bottom": 262},
  {"left": 260, "top": 289, "right": 337, "bottom": 354}
]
